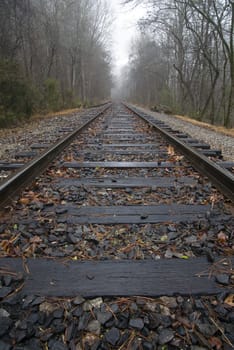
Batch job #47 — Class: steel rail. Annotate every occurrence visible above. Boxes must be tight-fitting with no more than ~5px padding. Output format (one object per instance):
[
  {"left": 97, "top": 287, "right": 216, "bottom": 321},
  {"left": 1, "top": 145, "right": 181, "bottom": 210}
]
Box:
[
  {"left": 125, "top": 103, "right": 234, "bottom": 202},
  {"left": 0, "top": 103, "right": 112, "bottom": 208}
]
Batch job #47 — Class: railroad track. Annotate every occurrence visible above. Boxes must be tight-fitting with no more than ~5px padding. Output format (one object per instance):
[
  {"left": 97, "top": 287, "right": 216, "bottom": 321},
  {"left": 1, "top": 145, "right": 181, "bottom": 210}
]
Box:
[
  {"left": 0, "top": 104, "right": 112, "bottom": 182},
  {"left": 0, "top": 102, "right": 233, "bottom": 349}
]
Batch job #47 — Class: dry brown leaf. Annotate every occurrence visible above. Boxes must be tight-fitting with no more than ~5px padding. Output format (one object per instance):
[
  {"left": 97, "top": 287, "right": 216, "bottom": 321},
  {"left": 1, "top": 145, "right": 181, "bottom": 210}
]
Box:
[
  {"left": 83, "top": 333, "right": 99, "bottom": 346},
  {"left": 224, "top": 294, "right": 234, "bottom": 307},
  {"left": 39, "top": 301, "right": 58, "bottom": 314},
  {"left": 121, "top": 243, "right": 136, "bottom": 253},
  {"left": 63, "top": 153, "right": 74, "bottom": 162},
  {"left": 19, "top": 197, "right": 30, "bottom": 205},
  {"left": 27, "top": 191, "right": 36, "bottom": 197},
  {"left": 23, "top": 235, "right": 43, "bottom": 256},
  {"left": 167, "top": 145, "right": 175, "bottom": 156},
  {"left": 217, "top": 231, "right": 228, "bottom": 244},
  {"left": 209, "top": 336, "right": 222, "bottom": 350},
  {"left": 0, "top": 234, "right": 20, "bottom": 255},
  {"left": 29, "top": 236, "right": 42, "bottom": 244}
]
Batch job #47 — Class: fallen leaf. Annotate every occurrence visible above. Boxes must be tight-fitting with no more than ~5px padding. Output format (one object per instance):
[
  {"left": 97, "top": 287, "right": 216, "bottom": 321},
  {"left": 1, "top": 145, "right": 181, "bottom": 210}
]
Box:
[
  {"left": 173, "top": 252, "right": 189, "bottom": 259},
  {"left": 209, "top": 336, "right": 222, "bottom": 350},
  {"left": 83, "top": 333, "right": 99, "bottom": 346},
  {"left": 224, "top": 294, "right": 234, "bottom": 307},
  {"left": 29, "top": 236, "right": 42, "bottom": 244},
  {"left": 160, "top": 235, "right": 168, "bottom": 242},
  {"left": 167, "top": 145, "right": 175, "bottom": 156},
  {"left": 0, "top": 234, "right": 20, "bottom": 255},
  {"left": 181, "top": 255, "right": 189, "bottom": 259},
  {"left": 39, "top": 301, "right": 58, "bottom": 314},
  {"left": 19, "top": 197, "right": 30, "bottom": 205},
  {"left": 217, "top": 232, "right": 228, "bottom": 244}
]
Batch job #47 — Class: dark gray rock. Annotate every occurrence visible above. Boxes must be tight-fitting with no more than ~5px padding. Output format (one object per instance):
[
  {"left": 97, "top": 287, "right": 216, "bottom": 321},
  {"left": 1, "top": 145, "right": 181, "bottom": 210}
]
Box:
[
  {"left": 117, "top": 315, "right": 128, "bottom": 329},
  {"left": 51, "top": 319, "right": 66, "bottom": 333},
  {"left": 177, "top": 326, "right": 186, "bottom": 336},
  {"left": 215, "top": 305, "right": 228, "bottom": 318},
  {"left": 28, "top": 312, "right": 39, "bottom": 324},
  {"left": 86, "top": 320, "right": 101, "bottom": 335},
  {"left": 110, "top": 303, "right": 119, "bottom": 313},
  {"left": 0, "top": 340, "right": 11, "bottom": 350},
  {"left": 129, "top": 318, "right": 144, "bottom": 330},
  {"left": 0, "top": 308, "right": 10, "bottom": 317},
  {"left": 148, "top": 313, "right": 161, "bottom": 329},
  {"left": 142, "top": 342, "right": 154, "bottom": 350},
  {"left": 31, "top": 296, "right": 45, "bottom": 306},
  {"left": 159, "top": 315, "right": 172, "bottom": 328},
  {"left": 105, "top": 327, "right": 120, "bottom": 346},
  {"left": 0, "top": 317, "right": 13, "bottom": 336},
  {"left": 158, "top": 328, "right": 174, "bottom": 345},
  {"left": 73, "top": 295, "right": 85, "bottom": 305},
  {"left": 183, "top": 300, "right": 193, "bottom": 314},
  {"left": 96, "top": 311, "right": 113, "bottom": 325},
  {"left": 24, "top": 339, "right": 42, "bottom": 350},
  {"left": 72, "top": 306, "right": 83, "bottom": 317},
  {"left": 141, "top": 327, "right": 150, "bottom": 337},
  {"left": 194, "top": 299, "right": 205, "bottom": 310},
  {"left": 14, "top": 329, "right": 27, "bottom": 342},
  {"left": 67, "top": 233, "right": 80, "bottom": 244},
  {"left": 78, "top": 313, "right": 91, "bottom": 331},
  {"left": 224, "top": 323, "right": 234, "bottom": 337},
  {"left": 216, "top": 274, "right": 229, "bottom": 285},
  {"left": 3, "top": 276, "right": 12, "bottom": 286},
  {"left": 168, "top": 231, "right": 179, "bottom": 240},
  {"left": 0, "top": 287, "right": 12, "bottom": 298},
  {"left": 227, "top": 311, "right": 234, "bottom": 322},
  {"left": 22, "top": 295, "right": 35, "bottom": 308},
  {"left": 50, "top": 340, "right": 67, "bottom": 350},
  {"left": 196, "top": 322, "right": 217, "bottom": 336},
  {"left": 53, "top": 308, "right": 64, "bottom": 318}
]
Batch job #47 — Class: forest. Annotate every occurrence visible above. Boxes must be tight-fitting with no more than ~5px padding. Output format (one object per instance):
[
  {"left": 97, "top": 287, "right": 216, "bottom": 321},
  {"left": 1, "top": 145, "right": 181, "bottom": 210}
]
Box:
[
  {"left": 122, "top": 0, "right": 234, "bottom": 127},
  {"left": 0, "top": 0, "right": 112, "bottom": 126},
  {"left": 0, "top": 0, "right": 233, "bottom": 128}
]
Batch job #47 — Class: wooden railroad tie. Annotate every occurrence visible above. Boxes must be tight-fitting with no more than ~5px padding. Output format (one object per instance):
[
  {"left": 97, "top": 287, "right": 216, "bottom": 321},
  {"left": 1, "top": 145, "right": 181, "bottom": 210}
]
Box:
[
  {"left": 62, "top": 161, "right": 183, "bottom": 168},
  {"left": 0, "top": 257, "right": 233, "bottom": 297},
  {"left": 54, "top": 176, "right": 196, "bottom": 189},
  {"left": 43, "top": 204, "right": 212, "bottom": 225}
]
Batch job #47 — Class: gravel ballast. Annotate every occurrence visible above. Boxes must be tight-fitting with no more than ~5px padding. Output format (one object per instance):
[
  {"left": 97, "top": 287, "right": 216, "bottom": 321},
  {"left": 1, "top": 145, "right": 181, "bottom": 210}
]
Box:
[
  {"left": 134, "top": 106, "right": 234, "bottom": 162},
  {"left": 0, "top": 104, "right": 233, "bottom": 349},
  {"left": 0, "top": 107, "right": 233, "bottom": 162}
]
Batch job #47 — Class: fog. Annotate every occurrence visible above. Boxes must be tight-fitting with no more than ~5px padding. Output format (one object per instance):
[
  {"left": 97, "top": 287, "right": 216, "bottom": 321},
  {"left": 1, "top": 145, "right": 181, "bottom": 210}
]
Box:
[{"left": 109, "top": 0, "right": 147, "bottom": 96}]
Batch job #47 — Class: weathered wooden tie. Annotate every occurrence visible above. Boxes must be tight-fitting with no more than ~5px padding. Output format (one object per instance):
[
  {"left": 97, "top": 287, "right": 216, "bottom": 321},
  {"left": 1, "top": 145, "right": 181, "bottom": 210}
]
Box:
[
  {"left": 51, "top": 204, "right": 211, "bottom": 224},
  {"left": 0, "top": 257, "right": 232, "bottom": 297},
  {"left": 0, "top": 163, "right": 24, "bottom": 170},
  {"left": 62, "top": 161, "right": 182, "bottom": 168},
  {"left": 15, "top": 151, "right": 37, "bottom": 158},
  {"left": 55, "top": 177, "right": 196, "bottom": 189},
  {"left": 30, "top": 143, "right": 50, "bottom": 149}
]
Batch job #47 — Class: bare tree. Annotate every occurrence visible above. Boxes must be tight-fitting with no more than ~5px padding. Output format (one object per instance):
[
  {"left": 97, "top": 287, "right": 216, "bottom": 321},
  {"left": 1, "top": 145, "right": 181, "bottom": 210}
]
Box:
[
  {"left": 0, "top": 0, "right": 112, "bottom": 113},
  {"left": 122, "top": 0, "right": 234, "bottom": 127}
]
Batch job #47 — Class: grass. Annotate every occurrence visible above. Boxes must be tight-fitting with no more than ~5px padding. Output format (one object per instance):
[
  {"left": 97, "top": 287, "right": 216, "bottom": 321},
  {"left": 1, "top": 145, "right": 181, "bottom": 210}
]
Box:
[
  {"left": 174, "top": 114, "right": 234, "bottom": 137},
  {"left": 30, "top": 107, "right": 82, "bottom": 122},
  {"left": 0, "top": 107, "right": 82, "bottom": 138},
  {"left": 135, "top": 102, "right": 234, "bottom": 137}
]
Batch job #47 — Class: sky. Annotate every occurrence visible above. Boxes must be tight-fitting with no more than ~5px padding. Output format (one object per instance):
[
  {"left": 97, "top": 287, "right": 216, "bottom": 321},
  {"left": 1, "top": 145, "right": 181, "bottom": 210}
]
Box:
[{"left": 109, "top": 0, "right": 147, "bottom": 77}]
